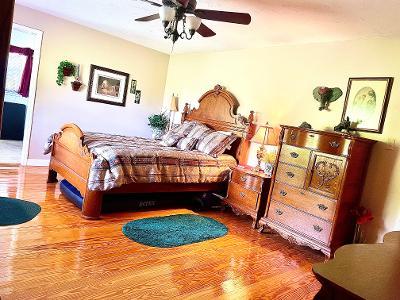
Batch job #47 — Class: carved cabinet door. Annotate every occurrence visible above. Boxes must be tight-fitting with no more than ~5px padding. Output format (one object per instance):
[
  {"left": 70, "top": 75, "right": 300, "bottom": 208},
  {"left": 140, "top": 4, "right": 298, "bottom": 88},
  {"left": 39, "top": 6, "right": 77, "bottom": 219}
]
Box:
[{"left": 306, "top": 152, "right": 347, "bottom": 199}]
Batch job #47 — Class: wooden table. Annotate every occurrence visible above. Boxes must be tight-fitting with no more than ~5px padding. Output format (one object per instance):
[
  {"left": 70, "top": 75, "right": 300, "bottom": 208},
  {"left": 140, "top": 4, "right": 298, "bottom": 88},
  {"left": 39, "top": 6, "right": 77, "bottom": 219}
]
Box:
[{"left": 312, "top": 231, "right": 400, "bottom": 299}]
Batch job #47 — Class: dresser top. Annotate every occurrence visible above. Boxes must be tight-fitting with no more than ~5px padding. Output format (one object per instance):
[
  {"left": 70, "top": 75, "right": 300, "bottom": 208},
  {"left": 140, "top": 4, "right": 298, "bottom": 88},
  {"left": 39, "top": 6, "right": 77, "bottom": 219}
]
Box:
[{"left": 281, "top": 125, "right": 377, "bottom": 145}]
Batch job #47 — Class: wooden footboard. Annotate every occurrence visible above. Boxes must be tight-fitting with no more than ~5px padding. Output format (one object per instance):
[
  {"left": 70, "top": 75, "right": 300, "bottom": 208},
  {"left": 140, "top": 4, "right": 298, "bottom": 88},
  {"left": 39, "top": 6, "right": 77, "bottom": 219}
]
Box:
[{"left": 48, "top": 123, "right": 103, "bottom": 219}]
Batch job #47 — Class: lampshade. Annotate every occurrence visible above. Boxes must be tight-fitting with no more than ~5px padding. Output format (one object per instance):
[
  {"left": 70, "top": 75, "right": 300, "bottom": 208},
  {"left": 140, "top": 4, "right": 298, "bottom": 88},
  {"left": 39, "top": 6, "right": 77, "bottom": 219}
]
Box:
[
  {"left": 159, "top": 6, "right": 176, "bottom": 22},
  {"left": 186, "top": 15, "right": 202, "bottom": 32},
  {"left": 170, "top": 94, "right": 179, "bottom": 112},
  {"left": 251, "top": 125, "right": 277, "bottom": 146}
]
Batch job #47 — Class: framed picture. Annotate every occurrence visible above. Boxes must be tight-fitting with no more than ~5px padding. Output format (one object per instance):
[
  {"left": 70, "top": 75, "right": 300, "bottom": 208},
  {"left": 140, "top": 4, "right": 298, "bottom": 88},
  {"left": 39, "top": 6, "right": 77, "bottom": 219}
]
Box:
[
  {"left": 130, "top": 79, "right": 137, "bottom": 94},
  {"left": 341, "top": 77, "right": 394, "bottom": 133},
  {"left": 87, "top": 65, "right": 129, "bottom": 107},
  {"left": 135, "top": 90, "right": 141, "bottom": 104}
]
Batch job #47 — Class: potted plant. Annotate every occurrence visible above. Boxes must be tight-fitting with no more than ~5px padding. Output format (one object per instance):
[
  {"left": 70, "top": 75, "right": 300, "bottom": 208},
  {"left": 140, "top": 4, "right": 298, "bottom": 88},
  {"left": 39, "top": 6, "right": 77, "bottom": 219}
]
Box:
[
  {"left": 57, "top": 61, "right": 76, "bottom": 86},
  {"left": 148, "top": 112, "right": 169, "bottom": 139}
]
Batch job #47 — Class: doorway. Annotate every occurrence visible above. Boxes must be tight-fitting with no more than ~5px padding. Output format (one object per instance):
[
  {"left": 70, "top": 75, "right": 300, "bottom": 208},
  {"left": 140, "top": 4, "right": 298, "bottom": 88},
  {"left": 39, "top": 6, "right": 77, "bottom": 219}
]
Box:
[{"left": 0, "top": 23, "right": 42, "bottom": 165}]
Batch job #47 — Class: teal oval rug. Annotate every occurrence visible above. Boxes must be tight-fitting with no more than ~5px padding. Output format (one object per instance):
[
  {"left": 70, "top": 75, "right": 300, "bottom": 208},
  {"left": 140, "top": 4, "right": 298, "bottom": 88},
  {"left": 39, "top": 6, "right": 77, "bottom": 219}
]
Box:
[
  {"left": 122, "top": 214, "right": 228, "bottom": 248},
  {"left": 0, "top": 197, "right": 41, "bottom": 226}
]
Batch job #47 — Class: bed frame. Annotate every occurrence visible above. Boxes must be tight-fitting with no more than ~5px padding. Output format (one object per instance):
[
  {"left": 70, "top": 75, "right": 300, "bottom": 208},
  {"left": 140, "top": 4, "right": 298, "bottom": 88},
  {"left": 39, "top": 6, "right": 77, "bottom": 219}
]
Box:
[{"left": 47, "top": 85, "right": 255, "bottom": 219}]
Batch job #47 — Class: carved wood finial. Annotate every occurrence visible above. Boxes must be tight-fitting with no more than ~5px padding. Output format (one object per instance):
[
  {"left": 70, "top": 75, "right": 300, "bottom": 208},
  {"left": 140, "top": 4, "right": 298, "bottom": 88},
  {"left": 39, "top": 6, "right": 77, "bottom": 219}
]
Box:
[
  {"left": 181, "top": 103, "right": 190, "bottom": 123},
  {"left": 214, "top": 84, "right": 224, "bottom": 95}
]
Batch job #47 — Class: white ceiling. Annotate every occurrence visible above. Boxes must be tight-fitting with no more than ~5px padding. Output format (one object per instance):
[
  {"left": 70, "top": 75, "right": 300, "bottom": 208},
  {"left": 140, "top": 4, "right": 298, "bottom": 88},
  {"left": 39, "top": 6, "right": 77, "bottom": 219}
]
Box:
[{"left": 15, "top": 0, "right": 400, "bottom": 54}]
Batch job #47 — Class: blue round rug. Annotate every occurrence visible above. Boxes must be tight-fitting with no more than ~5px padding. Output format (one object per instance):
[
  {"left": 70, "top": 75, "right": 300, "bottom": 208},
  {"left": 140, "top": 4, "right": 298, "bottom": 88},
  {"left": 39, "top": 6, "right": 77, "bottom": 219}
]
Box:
[
  {"left": 122, "top": 214, "right": 228, "bottom": 248},
  {"left": 0, "top": 197, "right": 41, "bottom": 226}
]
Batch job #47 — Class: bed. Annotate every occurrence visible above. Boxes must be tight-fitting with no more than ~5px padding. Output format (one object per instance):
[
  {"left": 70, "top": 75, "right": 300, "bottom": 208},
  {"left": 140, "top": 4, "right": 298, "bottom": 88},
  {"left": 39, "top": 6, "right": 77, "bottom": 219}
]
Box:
[{"left": 47, "top": 85, "right": 255, "bottom": 219}]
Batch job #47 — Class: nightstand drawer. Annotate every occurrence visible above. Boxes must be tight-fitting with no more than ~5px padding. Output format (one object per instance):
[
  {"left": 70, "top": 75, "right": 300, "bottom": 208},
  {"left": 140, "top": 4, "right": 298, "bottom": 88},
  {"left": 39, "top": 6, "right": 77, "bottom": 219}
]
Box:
[
  {"left": 279, "top": 144, "right": 311, "bottom": 168},
  {"left": 268, "top": 200, "right": 332, "bottom": 245},
  {"left": 231, "top": 169, "right": 263, "bottom": 192},
  {"left": 271, "top": 182, "right": 336, "bottom": 222},
  {"left": 227, "top": 181, "right": 259, "bottom": 211},
  {"left": 275, "top": 163, "right": 307, "bottom": 188}
]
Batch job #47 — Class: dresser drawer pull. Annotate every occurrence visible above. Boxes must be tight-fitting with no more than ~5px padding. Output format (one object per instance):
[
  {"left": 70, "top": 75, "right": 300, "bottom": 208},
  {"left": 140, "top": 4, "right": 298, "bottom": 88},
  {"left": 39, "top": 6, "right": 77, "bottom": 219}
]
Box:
[
  {"left": 317, "top": 204, "right": 328, "bottom": 211},
  {"left": 239, "top": 192, "right": 246, "bottom": 198},
  {"left": 329, "top": 141, "right": 340, "bottom": 148},
  {"left": 313, "top": 225, "right": 323, "bottom": 232},
  {"left": 275, "top": 209, "right": 284, "bottom": 216},
  {"left": 280, "top": 190, "right": 287, "bottom": 197},
  {"left": 290, "top": 152, "right": 299, "bottom": 158},
  {"left": 286, "top": 172, "right": 295, "bottom": 178},
  {"left": 240, "top": 175, "right": 248, "bottom": 182},
  {"left": 290, "top": 131, "right": 297, "bottom": 140}
]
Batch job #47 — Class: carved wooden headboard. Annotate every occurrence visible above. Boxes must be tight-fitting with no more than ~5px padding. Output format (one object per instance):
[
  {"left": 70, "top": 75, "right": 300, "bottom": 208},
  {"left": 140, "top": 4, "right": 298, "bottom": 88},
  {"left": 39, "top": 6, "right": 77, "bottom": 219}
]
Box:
[{"left": 182, "top": 84, "right": 255, "bottom": 164}]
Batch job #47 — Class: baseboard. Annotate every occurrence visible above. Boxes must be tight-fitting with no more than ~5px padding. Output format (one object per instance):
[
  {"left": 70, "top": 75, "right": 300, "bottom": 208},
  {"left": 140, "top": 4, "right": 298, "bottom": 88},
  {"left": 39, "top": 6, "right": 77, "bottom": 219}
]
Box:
[{"left": 26, "top": 159, "right": 50, "bottom": 167}]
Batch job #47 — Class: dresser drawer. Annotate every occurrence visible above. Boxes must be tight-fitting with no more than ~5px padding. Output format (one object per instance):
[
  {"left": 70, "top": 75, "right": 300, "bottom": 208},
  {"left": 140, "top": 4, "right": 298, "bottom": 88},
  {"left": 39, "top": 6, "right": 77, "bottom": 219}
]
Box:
[
  {"left": 271, "top": 182, "right": 336, "bottom": 221},
  {"left": 279, "top": 144, "right": 311, "bottom": 168},
  {"left": 227, "top": 181, "right": 260, "bottom": 211},
  {"left": 283, "top": 128, "right": 351, "bottom": 157},
  {"left": 231, "top": 169, "right": 263, "bottom": 192},
  {"left": 275, "top": 163, "right": 307, "bottom": 188},
  {"left": 268, "top": 200, "right": 332, "bottom": 245}
]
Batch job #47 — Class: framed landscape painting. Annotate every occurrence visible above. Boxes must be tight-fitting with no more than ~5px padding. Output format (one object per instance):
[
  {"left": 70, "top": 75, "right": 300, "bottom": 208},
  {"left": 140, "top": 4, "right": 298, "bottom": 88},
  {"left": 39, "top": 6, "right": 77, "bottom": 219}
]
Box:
[
  {"left": 341, "top": 77, "right": 394, "bottom": 133},
  {"left": 87, "top": 65, "right": 129, "bottom": 107}
]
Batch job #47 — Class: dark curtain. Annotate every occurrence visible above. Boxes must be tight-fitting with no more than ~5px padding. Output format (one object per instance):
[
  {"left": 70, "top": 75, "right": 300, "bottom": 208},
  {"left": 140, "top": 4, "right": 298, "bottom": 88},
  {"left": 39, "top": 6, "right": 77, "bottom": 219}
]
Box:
[{"left": 9, "top": 45, "right": 34, "bottom": 98}]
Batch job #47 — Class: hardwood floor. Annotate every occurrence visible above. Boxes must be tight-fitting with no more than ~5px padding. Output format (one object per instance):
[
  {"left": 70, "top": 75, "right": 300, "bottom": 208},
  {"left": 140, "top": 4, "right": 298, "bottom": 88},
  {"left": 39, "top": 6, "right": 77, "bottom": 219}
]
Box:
[{"left": 0, "top": 166, "right": 324, "bottom": 299}]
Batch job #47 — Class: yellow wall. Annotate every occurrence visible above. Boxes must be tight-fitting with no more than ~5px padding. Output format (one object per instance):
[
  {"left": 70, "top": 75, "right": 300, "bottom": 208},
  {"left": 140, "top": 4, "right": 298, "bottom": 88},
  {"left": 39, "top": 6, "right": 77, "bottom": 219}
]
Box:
[
  {"left": 164, "top": 37, "right": 400, "bottom": 243},
  {"left": 13, "top": 5, "right": 170, "bottom": 160}
]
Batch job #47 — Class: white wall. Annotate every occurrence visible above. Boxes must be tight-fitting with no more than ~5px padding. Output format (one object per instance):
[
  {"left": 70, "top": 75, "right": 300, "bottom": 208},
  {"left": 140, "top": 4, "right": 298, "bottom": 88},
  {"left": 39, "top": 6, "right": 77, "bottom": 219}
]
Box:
[{"left": 13, "top": 5, "right": 170, "bottom": 160}]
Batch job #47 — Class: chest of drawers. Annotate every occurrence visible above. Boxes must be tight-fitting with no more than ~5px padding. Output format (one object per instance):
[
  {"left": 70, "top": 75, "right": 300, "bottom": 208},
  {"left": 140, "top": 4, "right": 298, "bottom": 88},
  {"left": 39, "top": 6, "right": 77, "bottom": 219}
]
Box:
[{"left": 259, "top": 126, "right": 376, "bottom": 257}]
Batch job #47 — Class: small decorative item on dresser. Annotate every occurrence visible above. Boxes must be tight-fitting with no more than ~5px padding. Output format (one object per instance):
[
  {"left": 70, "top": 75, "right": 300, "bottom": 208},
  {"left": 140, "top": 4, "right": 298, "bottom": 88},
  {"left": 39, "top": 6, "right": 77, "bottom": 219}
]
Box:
[
  {"left": 258, "top": 125, "right": 376, "bottom": 257},
  {"left": 224, "top": 165, "right": 271, "bottom": 229},
  {"left": 299, "top": 122, "right": 312, "bottom": 129},
  {"left": 148, "top": 111, "right": 169, "bottom": 139},
  {"left": 251, "top": 124, "right": 278, "bottom": 173},
  {"left": 313, "top": 86, "right": 343, "bottom": 111},
  {"left": 351, "top": 206, "right": 373, "bottom": 243}
]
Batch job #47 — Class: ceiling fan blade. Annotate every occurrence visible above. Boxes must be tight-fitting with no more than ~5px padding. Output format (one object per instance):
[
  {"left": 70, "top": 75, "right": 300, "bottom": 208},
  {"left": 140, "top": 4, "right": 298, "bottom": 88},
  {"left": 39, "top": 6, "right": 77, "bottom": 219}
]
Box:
[
  {"left": 135, "top": 13, "right": 160, "bottom": 22},
  {"left": 176, "top": 0, "right": 189, "bottom": 7},
  {"left": 197, "top": 23, "right": 216, "bottom": 37},
  {"left": 136, "top": 0, "right": 161, "bottom": 7},
  {"left": 194, "top": 9, "right": 251, "bottom": 25}
]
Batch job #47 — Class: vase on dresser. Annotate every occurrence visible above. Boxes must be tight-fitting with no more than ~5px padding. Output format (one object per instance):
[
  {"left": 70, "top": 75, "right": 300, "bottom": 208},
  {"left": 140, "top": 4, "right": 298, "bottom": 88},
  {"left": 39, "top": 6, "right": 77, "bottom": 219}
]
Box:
[{"left": 258, "top": 125, "right": 376, "bottom": 257}]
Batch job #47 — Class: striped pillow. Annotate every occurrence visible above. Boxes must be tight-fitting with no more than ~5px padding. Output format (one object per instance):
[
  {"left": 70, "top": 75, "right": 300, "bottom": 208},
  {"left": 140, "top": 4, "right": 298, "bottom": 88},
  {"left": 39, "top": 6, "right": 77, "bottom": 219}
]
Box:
[
  {"left": 177, "top": 137, "right": 199, "bottom": 151},
  {"left": 172, "top": 121, "right": 196, "bottom": 136},
  {"left": 187, "top": 123, "right": 212, "bottom": 139},
  {"left": 196, "top": 131, "right": 238, "bottom": 157},
  {"left": 160, "top": 132, "right": 184, "bottom": 147}
]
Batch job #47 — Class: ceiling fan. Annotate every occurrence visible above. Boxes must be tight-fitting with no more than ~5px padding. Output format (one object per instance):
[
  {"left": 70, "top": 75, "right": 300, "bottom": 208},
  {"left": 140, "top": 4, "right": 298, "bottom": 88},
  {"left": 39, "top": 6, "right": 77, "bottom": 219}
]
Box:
[{"left": 135, "top": 0, "right": 251, "bottom": 44}]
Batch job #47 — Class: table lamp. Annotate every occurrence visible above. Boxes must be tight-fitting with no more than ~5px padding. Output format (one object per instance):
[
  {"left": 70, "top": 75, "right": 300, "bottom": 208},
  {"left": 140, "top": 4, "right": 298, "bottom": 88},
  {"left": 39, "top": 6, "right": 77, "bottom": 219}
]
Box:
[
  {"left": 169, "top": 94, "right": 179, "bottom": 130},
  {"left": 251, "top": 124, "right": 277, "bottom": 173}
]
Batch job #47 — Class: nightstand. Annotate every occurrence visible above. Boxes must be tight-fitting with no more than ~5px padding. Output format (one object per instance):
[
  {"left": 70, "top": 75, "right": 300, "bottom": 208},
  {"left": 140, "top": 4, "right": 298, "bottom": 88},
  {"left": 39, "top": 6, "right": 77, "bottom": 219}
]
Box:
[{"left": 224, "top": 165, "right": 271, "bottom": 228}]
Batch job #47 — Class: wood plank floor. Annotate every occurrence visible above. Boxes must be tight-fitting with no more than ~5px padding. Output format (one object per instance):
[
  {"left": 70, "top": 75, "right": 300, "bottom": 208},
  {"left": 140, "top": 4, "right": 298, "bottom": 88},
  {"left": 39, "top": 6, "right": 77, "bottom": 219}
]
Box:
[{"left": 0, "top": 166, "right": 324, "bottom": 299}]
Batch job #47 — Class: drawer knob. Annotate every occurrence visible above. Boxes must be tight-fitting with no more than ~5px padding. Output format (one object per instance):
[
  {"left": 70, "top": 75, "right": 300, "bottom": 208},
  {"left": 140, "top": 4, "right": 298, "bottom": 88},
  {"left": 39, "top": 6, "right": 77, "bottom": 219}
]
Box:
[
  {"left": 329, "top": 141, "right": 340, "bottom": 148},
  {"left": 239, "top": 192, "right": 246, "bottom": 198},
  {"left": 290, "top": 131, "right": 297, "bottom": 140},
  {"left": 275, "top": 209, "right": 284, "bottom": 216},
  {"left": 280, "top": 190, "right": 287, "bottom": 197},
  {"left": 240, "top": 175, "right": 247, "bottom": 182},
  {"left": 313, "top": 225, "right": 323, "bottom": 232},
  {"left": 290, "top": 152, "right": 299, "bottom": 158},
  {"left": 286, "top": 172, "right": 295, "bottom": 178},
  {"left": 317, "top": 204, "right": 328, "bottom": 211}
]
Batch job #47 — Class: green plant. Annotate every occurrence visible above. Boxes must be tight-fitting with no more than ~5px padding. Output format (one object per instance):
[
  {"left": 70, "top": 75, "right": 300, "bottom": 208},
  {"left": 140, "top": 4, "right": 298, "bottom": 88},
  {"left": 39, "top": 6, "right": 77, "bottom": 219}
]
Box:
[
  {"left": 56, "top": 60, "right": 75, "bottom": 86},
  {"left": 148, "top": 112, "right": 169, "bottom": 131}
]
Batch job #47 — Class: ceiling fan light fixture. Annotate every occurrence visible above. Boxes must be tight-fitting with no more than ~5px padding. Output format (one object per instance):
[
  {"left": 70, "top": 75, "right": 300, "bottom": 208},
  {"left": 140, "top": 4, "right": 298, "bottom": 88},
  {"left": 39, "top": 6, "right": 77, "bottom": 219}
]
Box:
[
  {"left": 159, "top": 6, "right": 176, "bottom": 23},
  {"left": 186, "top": 15, "right": 202, "bottom": 32}
]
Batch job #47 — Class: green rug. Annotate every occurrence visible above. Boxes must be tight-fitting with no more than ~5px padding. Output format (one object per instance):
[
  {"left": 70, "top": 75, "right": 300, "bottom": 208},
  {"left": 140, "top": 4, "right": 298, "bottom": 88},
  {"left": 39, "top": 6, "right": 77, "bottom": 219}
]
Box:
[
  {"left": 122, "top": 214, "right": 228, "bottom": 248},
  {"left": 0, "top": 197, "right": 41, "bottom": 226}
]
